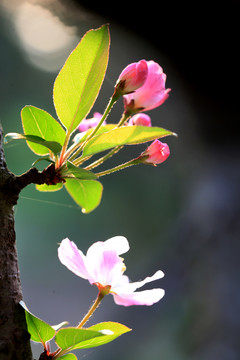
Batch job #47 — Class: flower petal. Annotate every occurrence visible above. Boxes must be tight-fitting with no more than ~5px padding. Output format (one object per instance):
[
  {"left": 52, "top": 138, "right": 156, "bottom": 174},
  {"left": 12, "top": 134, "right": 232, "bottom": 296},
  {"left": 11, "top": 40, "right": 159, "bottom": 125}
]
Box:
[
  {"left": 86, "top": 241, "right": 124, "bottom": 285},
  {"left": 58, "top": 238, "right": 89, "bottom": 279},
  {"left": 113, "top": 288, "right": 165, "bottom": 306},
  {"left": 113, "top": 270, "right": 164, "bottom": 294},
  {"left": 104, "top": 236, "right": 130, "bottom": 255},
  {"left": 123, "top": 60, "right": 170, "bottom": 112}
]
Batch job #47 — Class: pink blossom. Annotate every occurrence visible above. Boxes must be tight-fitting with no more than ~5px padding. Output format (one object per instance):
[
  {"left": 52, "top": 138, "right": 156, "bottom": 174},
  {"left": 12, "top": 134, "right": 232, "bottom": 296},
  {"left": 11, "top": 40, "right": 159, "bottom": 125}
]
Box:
[
  {"left": 78, "top": 112, "right": 105, "bottom": 132},
  {"left": 128, "top": 113, "right": 152, "bottom": 127},
  {"left": 58, "top": 237, "right": 165, "bottom": 306},
  {"left": 115, "top": 60, "right": 148, "bottom": 96},
  {"left": 140, "top": 139, "right": 170, "bottom": 165},
  {"left": 123, "top": 61, "right": 171, "bottom": 113}
]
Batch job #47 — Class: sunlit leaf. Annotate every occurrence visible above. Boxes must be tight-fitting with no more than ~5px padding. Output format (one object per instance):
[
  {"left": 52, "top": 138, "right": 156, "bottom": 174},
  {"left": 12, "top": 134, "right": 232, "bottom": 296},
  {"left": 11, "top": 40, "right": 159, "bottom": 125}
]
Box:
[
  {"left": 52, "top": 321, "right": 69, "bottom": 331},
  {"left": 64, "top": 178, "right": 103, "bottom": 213},
  {"left": 5, "top": 133, "right": 62, "bottom": 155},
  {"left": 20, "top": 302, "right": 55, "bottom": 345},
  {"left": 36, "top": 183, "right": 63, "bottom": 192},
  {"left": 21, "top": 105, "right": 66, "bottom": 155},
  {"left": 55, "top": 327, "right": 104, "bottom": 352},
  {"left": 53, "top": 25, "right": 110, "bottom": 133},
  {"left": 73, "top": 124, "right": 116, "bottom": 144},
  {"left": 87, "top": 322, "right": 131, "bottom": 347},
  {"left": 66, "top": 161, "right": 97, "bottom": 180},
  {"left": 32, "top": 156, "right": 55, "bottom": 166},
  {"left": 55, "top": 322, "right": 131, "bottom": 352},
  {"left": 82, "top": 126, "right": 176, "bottom": 157}
]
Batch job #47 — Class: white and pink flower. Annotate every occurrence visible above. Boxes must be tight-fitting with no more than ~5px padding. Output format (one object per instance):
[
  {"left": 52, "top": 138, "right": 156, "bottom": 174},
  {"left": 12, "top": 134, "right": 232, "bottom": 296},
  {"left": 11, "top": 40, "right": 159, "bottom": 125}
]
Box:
[
  {"left": 78, "top": 112, "right": 105, "bottom": 132},
  {"left": 58, "top": 236, "right": 165, "bottom": 306}
]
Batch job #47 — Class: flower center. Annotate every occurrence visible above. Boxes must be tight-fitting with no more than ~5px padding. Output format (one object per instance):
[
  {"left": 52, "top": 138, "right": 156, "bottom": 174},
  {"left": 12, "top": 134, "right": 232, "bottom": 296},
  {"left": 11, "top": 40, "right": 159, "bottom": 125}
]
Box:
[{"left": 94, "top": 283, "right": 112, "bottom": 296}]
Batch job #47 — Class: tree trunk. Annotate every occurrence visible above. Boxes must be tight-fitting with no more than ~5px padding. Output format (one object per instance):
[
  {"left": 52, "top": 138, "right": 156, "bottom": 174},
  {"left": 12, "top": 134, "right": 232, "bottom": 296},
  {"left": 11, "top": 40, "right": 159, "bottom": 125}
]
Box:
[
  {"left": 0, "top": 126, "right": 33, "bottom": 359},
  {"left": 0, "top": 125, "right": 65, "bottom": 359}
]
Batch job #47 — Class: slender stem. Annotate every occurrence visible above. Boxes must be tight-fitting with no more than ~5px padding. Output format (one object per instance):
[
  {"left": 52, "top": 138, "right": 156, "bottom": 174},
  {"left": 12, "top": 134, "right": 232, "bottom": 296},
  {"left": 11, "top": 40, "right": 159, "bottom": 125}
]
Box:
[
  {"left": 57, "top": 129, "right": 71, "bottom": 169},
  {"left": 51, "top": 292, "right": 104, "bottom": 360},
  {"left": 85, "top": 97, "right": 116, "bottom": 141},
  {"left": 73, "top": 155, "right": 92, "bottom": 167},
  {"left": 84, "top": 146, "right": 123, "bottom": 171},
  {"left": 62, "top": 140, "right": 82, "bottom": 162},
  {"left": 69, "top": 96, "right": 117, "bottom": 162},
  {"left": 95, "top": 158, "right": 140, "bottom": 177},
  {"left": 116, "top": 111, "right": 130, "bottom": 128},
  {"left": 77, "top": 292, "right": 104, "bottom": 329},
  {"left": 82, "top": 111, "right": 131, "bottom": 171}
]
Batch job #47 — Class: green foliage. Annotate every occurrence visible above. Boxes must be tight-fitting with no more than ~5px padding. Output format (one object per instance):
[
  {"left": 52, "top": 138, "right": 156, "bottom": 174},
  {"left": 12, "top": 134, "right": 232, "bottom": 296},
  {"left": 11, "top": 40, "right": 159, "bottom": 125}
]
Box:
[
  {"left": 4, "top": 24, "right": 176, "bottom": 213},
  {"left": 65, "top": 178, "right": 103, "bottom": 213},
  {"left": 87, "top": 322, "right": 132, "bottom": 346},
  {"left": 21, "top": 106, "right": 66, "bottom": 155},
  {"left": 55, "top": 328, "right": 104, "bottom": 351},
  {"left": 53, "top": 25, "right": 110, "bottom": 132},
  {"left": 36, "top": 183, "right": 63, "bottom": 192},
  {"left": 4, "top": 132, "right": 62, "bottom": 155},
  {"left": 21, "top": 302, "right": 130, "bottom": 359},
  {"left": 21, "top": 302, "right": 56, "bottom": 345},
  {"left": 66, "top": 161, "right": 97, "bottom": 180},
  {"left": 55, "top": 322, "right": 131, "bottom": 352},
  {"left": 82, "top": 125, "right": 176, "bottom": 157}
]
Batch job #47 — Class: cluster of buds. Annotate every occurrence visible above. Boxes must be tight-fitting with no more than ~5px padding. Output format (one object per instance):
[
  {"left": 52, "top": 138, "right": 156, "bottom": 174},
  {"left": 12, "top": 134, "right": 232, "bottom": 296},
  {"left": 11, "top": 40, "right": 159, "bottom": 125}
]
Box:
[{"left": 76, "top": 59, "right": 171, "bottom": 168}]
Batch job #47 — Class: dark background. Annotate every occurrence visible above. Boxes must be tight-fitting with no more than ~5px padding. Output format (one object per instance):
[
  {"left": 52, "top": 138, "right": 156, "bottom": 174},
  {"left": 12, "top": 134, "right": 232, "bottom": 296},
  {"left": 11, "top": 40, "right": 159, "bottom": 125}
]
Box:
[{"left": 0, "top": 1, "right": 239, "bottom": 359}]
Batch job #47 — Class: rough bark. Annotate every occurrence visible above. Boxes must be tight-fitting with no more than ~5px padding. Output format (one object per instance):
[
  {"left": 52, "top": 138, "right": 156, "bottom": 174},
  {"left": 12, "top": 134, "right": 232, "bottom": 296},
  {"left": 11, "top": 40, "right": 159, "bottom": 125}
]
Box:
[
  {"left": 0, "top": 126, "right": 64, "bottom": 359},
  {"left": 0, "top": 126, "right": 33, "bottom": 359}
]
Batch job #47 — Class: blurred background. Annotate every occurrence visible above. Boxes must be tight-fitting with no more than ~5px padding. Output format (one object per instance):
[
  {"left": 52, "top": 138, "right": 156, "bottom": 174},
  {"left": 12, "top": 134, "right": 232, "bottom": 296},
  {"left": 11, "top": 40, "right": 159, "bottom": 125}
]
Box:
[{"left": 0, "top": 0, "right": 239, "bottom": 359}]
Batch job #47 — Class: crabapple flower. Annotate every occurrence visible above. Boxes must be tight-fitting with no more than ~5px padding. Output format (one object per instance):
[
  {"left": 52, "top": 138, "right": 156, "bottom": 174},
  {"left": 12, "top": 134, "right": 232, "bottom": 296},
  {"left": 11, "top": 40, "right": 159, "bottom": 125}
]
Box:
[
  {"left": 58, "top": 236, "right": 165, "bottom": 306},
  {"left": 139, "top": 139, "right": 170, "bottom": 165},
  {"left": 78, "top": 112, "right": 105, "bottom": 132},
  {"left": 128, "top": 113, "right": 152, "bottom": 127},
  {"left": 123, "top": 61, "right": 171, "bottom": 113},
  {"left": 114, "top": 60, "right": 148, "bottom": 96}
]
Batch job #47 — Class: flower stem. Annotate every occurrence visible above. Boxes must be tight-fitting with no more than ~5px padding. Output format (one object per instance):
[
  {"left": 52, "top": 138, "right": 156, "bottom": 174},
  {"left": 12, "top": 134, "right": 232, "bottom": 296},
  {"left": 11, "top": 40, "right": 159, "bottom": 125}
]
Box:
[
  {"left": 69, "top": 95, "right": 117, "bottom": 162},
  {"left": 77, "top": 292, "right": 104, "bottom": 329},
  {"left": 95, "top": 158, "right": 141, "bottom": 177},
  {"left": 51, "top": 292, "right": 104, "bottom": 359},
  {"left": 116, "top": 111, "right": 130, "bottom": 128},
  {"left": 84, "top": 146, "right": 123, "bottom": 171},
  {"left": 82, "top": 111, "right": 131, "bottom": 171}
]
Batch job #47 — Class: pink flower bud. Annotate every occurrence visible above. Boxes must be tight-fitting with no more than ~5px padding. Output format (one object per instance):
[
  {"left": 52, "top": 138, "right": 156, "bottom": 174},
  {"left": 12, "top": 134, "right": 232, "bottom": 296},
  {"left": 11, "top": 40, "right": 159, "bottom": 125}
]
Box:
[
  {"left": 115, "top": 60, "right": 148, "bottom": 96},
  {"left": 123, "top": 61, "right": 171, "bottom": 113},
  {"left": 140, "top": 139, "right": 170, "bottom": 165},
  {"left": 128, "top": 113, "right": 152, "bottom": 127},
  {"left": 78, "top": 112, "right": 105, "bottom": 132}
]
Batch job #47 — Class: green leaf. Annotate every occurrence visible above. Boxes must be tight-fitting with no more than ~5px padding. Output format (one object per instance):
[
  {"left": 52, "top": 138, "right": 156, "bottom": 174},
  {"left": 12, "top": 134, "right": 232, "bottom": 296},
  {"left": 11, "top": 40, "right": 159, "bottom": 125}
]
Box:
[
  {"left": 59, "top": 354, "right": 77, "bottom": 360},
  {"left": 32, "top": 156, "right": 55, "bottom": 166},
  {"left": 66, "top": 161, "right": 97, "bottom": 180},
  {"left": 36, "top": 183, "right": 63, "bottom": 192},
  {"left": 87, "top": 322, "right": 132, "bottom": 347},
  {"left": 55, "top": 327, "right": 104, "bottom": 352},
  {"left": 20, "top": 302, "right": 55, "bottom": 345},
  {"left": 82, "top": 126, "right": 176, "bottom": 157},
  {"left": 52, "top": 321, "right": 69, "bottom": 331},
  {"left": 73, "top": 124, "right": 116, "bottom": 144},
  {"left": 5, "top": 133, "right": 62, "bottom": 155},
  {"left": 64, "top": 178, "right": 103, "bottom": 213},
  {"left": 21, "top": 105, "right": 66, "bottom": 155},
  {"left": 55, "top": 322, "right": 131, "bottom": 352},
  {"left": 53, "top": 25, "right": 110, "bottom": 132}
]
